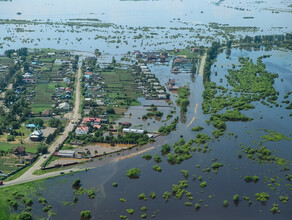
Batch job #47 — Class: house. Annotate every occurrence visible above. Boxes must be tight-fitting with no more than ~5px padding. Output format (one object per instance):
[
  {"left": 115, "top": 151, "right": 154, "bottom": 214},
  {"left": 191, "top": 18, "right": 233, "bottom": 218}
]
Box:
[
  {"left": 22, "top": 72, "right": 33, "bottom": 78},
  {"left": 158, "top": 94, "right": 167, "bottom": 99},
  {"left": 41, "top": 109, "right": 52, "bottom": 117},
  {"left": 65, "top": 87, "right": 71, "bottom": 92},
  {"left": 58, "top": 102, "right": 70, "bottom": 110},
  {"left": 160, "top": 55, "right": 166, "bottom": 63},
  {"left": 93, "top": 124, "right": 102, "bottom": 129},
  {"left": 63, "top": 77, "right": 71, "bottom": 83},
  {"left": 56, "top": 150, "right": 75, "bottom": 158},
  {"left": 120, "top": 122, "right": 131, "bottom": 128},
  {"left": 30, "top": 130, "right": 43, "bottom": 142},
  {"left": 76, "top": 125, "right": 89, "bottom": 135},
  {"left": 82, "top": 117, "right": 101, "bottom": 126},
  {"left": 22, "top": 78, "right": 36, "bottom": 83},
  {"left": 168, "top": 79, "right": 175, "bottom": 85},
  {"left": 26, "top": 124, "right": 36, "bottom": 129},
  {"left": 96, "top": 100, "right": 105, "bottom": 106},
  {"left": 171, "top": 67, "right": 181, "bottom": 74},
  {"left": 84, "top": 72, "right": 93, "bottom": 76},
  {"left": 191, "top": 47, "right": 200, "bottom": 53},
  {"left": 123, "top": 128, "right": 144, "bottom": 134},
  {"left": 25, "top": 154, "right": 35, "bottom": 162},
  {"left": 13, "top": 147, "right": 26, "bottom": 156}
]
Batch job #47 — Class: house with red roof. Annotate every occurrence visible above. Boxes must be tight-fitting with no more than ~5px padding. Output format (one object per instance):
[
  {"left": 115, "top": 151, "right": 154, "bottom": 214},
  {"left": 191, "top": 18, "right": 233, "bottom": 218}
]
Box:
[
  {"left": 75, "top": 125, "right": 89, "bottom": 135},
  {"left": 81, "top": 117, "right": 102, "bottom": 126}
]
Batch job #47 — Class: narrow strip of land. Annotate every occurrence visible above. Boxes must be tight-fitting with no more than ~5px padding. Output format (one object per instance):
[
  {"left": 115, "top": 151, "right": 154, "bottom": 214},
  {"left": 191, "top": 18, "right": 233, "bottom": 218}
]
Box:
[
  {"left": 187, "top": 103, "right": 198, "bottom": 128},
  {"left": 118, "top": 147, "right": 155, "bottom": 161},
  {"left": 199, "top": 53, "right": 206, "bottom": 76},
  {"left": 2, "top": 67, "right": 82, "bottom": 187}
]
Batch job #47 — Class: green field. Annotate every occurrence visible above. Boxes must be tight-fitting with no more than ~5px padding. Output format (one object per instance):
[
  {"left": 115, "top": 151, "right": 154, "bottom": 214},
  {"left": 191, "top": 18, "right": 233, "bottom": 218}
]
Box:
[
  {"left": 101, "top": 68, "right": 141, "bottom": 101},
  {"left": 31, "top": 83, "right": 55, "bottom": 113},
  {"left": 0, "top": 142, "right": 41, "bottom": 153},
  {"left": 168, "top": 48, "right": 200, "bottom": 59}
]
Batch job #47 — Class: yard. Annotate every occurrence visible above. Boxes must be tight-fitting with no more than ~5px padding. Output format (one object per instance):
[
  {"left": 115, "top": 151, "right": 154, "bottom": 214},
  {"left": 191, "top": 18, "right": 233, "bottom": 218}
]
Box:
[{"left": 31, "top": 83, "right": 55, "bottom": 113}]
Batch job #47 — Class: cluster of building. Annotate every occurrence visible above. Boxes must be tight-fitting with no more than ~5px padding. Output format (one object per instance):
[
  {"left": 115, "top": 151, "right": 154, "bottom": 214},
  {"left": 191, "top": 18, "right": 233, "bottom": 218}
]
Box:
[
  {"left": 75, "top": 117, "right": 108, "bottom": 135},
  {"left": 134, "top": 64, "right": 169, "bottom": 100},
  {"left": 166, "top": 79, "right": 179, "bottom": 91},
  {"left": 50, "top": 86, "right": 72, "bottom": 111},
  {"left": 133, "top": 50, "right": 170, "bottom": 63}
]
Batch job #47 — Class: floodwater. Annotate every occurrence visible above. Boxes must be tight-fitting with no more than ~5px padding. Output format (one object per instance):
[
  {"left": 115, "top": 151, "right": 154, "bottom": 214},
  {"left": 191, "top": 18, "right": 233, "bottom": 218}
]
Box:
[
  {"left": 0, "top": 0, "right": 291, "bottom": 54},
  {"left": 0, "top": 0, "right": 292, "bottom": 219}
]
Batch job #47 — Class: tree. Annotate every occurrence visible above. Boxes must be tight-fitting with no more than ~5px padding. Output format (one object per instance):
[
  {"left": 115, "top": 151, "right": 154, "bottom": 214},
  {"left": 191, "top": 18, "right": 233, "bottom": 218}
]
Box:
[
  {"left": 153, "top": 155, "right": 162, "bottom": 163},
  {"left": 106, "top": 107, "right": 115, "bottom": 114},
  {"left": 48, "top": 119, "right": 61, "bottom": 128},
  {"left": 80, "top": 210, "right": 91, "bottom": 218},
  {"left": 19, "top": 212, "right": 33, "bottom": 220},
  {"left": 37, "top": 145, "right": 48, "bottom": 154},
  {"left": 126, "top": 168, "right": 141, "bottom": 178},
  {"left": 161, "top": 144, "right": 171, "bottom": 154},
  {"left": 233, "top": 194, "right": 240, "bottom": 202},
  {"left": 72, "top": 179, "right": 81, "bottom": 187}
]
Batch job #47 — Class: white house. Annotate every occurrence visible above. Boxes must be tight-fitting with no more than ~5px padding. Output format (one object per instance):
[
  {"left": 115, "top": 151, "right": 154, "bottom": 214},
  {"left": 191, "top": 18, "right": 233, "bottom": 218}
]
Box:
[
  {"left": 63, "top": 77, "right": 71, "bottom": 83},
  {"left": 58, "top": 102, "right": 70, "bottom": 110},
  {"left": 57, "top": 150, "right": 75, "bottom": 158},
  {"left": 123, "top": 128, "right": 144, "bottom": 134}
]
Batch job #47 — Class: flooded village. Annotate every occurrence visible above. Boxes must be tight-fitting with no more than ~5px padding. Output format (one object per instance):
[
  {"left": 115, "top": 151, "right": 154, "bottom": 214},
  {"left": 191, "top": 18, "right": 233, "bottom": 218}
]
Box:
[{"left": 0, "top": 0, "right": 292, "bottom": 220}]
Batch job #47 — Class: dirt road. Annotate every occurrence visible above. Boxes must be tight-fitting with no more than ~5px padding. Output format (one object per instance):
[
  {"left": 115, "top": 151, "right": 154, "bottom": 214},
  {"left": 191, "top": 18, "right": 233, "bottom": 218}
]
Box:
[
  {"left": 3, "top": 67, "right": 82, "bottom": 187},
  {"left": 199, "top": 53, "right": 206, "bottom": 76}
]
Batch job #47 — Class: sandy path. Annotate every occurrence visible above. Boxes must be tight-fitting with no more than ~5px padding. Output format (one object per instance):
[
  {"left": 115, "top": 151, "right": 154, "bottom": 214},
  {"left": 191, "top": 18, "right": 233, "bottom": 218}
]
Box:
[
  {"left": 198, "top": 53, "right": 206, "bottom": 76},
  {"left": 118, "top": 147, "right": 155, "bottom": 161}
]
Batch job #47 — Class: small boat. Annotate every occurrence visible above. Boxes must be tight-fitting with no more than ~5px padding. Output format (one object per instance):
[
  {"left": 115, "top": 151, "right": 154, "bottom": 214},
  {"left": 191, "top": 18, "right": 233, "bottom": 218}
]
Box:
[{"left": 17, "top": 12, "right": 22, "bottom": 15}]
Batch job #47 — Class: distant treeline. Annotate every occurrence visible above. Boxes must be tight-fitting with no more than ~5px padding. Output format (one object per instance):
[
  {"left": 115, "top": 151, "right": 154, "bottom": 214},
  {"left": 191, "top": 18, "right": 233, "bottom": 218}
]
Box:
[{"left": 238, "top": 33, "right": 292, "bottom": 50}]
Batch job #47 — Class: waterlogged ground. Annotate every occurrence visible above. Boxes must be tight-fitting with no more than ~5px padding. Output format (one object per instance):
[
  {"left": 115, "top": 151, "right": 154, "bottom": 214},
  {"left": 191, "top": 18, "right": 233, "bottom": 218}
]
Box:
[
  {"left": 10, "top": 49, "right": 290, "bottom": 220},
  {"left": 0, "top": 0, "right": 291, "bottom": 54}
]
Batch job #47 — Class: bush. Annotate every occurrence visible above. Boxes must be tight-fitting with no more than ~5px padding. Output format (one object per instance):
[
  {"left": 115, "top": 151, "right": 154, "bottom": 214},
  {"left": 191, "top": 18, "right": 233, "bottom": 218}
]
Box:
[
  {"left": 180, "top": 170, "right": 188, "bottom": 178},
  {"left": 223, "top": 200, "right": 228, "bottom": 207},
  {"left": 153, "top": 165, "right": 162, "bottom": 172},
  {"left": 126, "top": 209, "right": 135, "bottom": 214},
  {"left": 254, "top": 192, "right": 270, "bottom": 202},
  {"left": 192, "top": 126, "right": 204, "bottom": 132},
  {"left": 106, "top": 107, "right": 115, "bottom": 114},
  {"left": 142, "top": 154, "right": 152, "bottom": 160},
  {"left": 7, "top": 135, "right": 15, "bottom": 142},
  {"left": 200, "top": 181, "right": 207, "bottom": 188},
  {"left": 141, "top": 206, "right": 147, "bottom": 211},
  {"left": 19, "top": 212, "right": 33, "bottom": 220},
  {"left": 138, "top": 193, "right": 147, "bottom": 200},
  {"left": 72, "top": 179, "right": 81, "bottom": 187},
  {"left": 153, "top": 155, "right": 162, "bottom": 163},
  {"left": 80, "top": 210, "right": 91, "bottom": 218},
  {"left": 150, "top": 192, "right": 156, "bottom": 199},
  {"left": 37, "top": 145, "right": 48, "bottom": 154},
  {"left": 233, "top": 194, "right": 239, "bottom": 201},
  {"left": 112, "top": 182, "right": 118, "bottom": 187},
  {"left": 126, "top": 168, "right": 141, "bottom": 178},
  {"left": 161, "top": 144, "right": 171, "bottom": 154}
]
